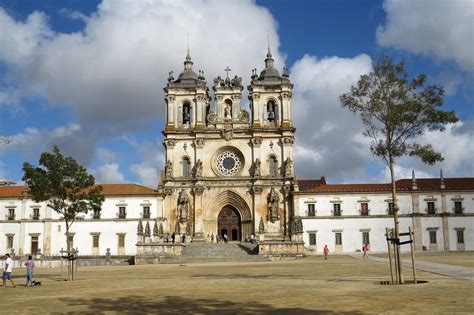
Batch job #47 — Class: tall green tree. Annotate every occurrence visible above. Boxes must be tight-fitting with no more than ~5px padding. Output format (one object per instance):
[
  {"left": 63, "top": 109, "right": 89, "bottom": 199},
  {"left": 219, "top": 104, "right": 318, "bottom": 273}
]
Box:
[
  {"left": 340, "top": 56, "right": 458, "bottom": 284},
  {"left": 22, "top": 146, "right": 104, "bottom": 265}
]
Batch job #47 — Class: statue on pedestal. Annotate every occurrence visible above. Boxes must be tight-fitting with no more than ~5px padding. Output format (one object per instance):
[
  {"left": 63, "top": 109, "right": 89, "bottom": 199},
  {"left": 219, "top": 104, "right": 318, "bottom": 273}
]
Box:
[
  {"left": 177, "top": 189, "right": 190, "bottom": 223},
  {"left": 268, "top": 188, "right": 280, "bottom": 223}
]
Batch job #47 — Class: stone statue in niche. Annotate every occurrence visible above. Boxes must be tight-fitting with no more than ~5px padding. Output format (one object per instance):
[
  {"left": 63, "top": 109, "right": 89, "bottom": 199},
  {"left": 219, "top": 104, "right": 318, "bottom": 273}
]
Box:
[
  {"left": 165, "top": 160, "right": 173, "bottom": 179},
  {"left": 193, "top": 159, "right": 203, "bottom": 178},
  {"left": 268, "top": 188, "right": 280, "bottom": 223},
  {"left": 177, "top": 189, "right": 190, "bottom": 223},
  {"left": 285, "top": 157, "right": 293, "bottom": 177},
  {"left": 224, "top": 102, "right": 232, "bottom": 120},
  {"left": 253, "top": 158, "right": 261, "bottom": 177}
]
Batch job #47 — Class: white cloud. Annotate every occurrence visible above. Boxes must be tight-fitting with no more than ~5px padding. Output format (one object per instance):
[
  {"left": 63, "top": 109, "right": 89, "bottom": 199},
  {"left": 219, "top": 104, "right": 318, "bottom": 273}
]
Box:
[
  {"left": 377, "top": 0, "right": 474, "bottom": 72},
  {"left": 373, "top": 121, "right": 474, "bottom": 181},
  {"left": 0, "top": 123, "right": 92, "bottom": 163},
  {"left": 0, "top": 0, "right": 284, "bottom": 128},
  {"left": 126, "top": 136, "right": 164, "bottom": 188},
  {"left": 130, "top": 163, "right": 159, "bottom": 188},
  {"left": 94, "top": 162, "right": 125, "bottom": 183},
  {"left": 0, "top": 0, "right": 284, "bottom": 176},
  {"left": 96, "top": 147, "right": 117, "bottom": 163},
  {"left": 290, "top": 54, "right": 374, "bottom": 181}
]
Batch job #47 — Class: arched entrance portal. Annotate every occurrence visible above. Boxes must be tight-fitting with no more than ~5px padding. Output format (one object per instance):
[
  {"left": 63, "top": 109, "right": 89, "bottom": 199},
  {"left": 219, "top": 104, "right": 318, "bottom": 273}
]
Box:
[{"left": 217, "top": 206, "right": 241, "bottom": 241}]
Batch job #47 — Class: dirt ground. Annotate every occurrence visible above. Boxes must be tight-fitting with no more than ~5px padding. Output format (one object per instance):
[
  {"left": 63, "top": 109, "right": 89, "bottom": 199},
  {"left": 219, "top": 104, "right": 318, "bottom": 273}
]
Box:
[
  {"left": 1, "top": 255, "right": 472, "bottom": 314},
  {"left": 373, "top": 251, "right": 474, "bottom": 268}
]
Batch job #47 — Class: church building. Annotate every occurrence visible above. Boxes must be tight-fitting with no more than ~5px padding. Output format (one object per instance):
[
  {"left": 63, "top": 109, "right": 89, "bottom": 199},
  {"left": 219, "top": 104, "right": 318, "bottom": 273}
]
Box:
[{"left": 0, "top": 50, "right": 473, "bottom": 259}]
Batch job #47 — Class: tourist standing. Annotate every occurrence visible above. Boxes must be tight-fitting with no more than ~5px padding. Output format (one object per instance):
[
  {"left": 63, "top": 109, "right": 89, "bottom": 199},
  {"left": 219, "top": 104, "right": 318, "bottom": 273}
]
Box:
[
  {"left": 2, "top": 253, "right": 16, "bottom": 288},
  {"left": 181, "top": 233, "right": 186, "bottom": 244},
  {"left": 171, "top": 232, "right": 175, "bottom": 243},
  {"left": 24, "top": 255, "right": 35, "bottom": 287},
  {"left": 223, "top": 233, "right": 228, "bottom": 243},
  {"left": 211, "top": 233, "right": 214, "bottom": 243},
  {"left": 323, "top": 245, "right": 329, "bottom": 260},
  {"left": 362, "top": 244, "right": 369, "bottom": 258},
  {"left": 250, "top": 233, "right": 255, "bottom": 244}
]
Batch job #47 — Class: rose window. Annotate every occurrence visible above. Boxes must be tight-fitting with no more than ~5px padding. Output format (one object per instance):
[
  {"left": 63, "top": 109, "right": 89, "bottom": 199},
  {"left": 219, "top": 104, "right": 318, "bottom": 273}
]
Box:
[{"left": 216, "top": 151, "right": 242, "bottom": 176}]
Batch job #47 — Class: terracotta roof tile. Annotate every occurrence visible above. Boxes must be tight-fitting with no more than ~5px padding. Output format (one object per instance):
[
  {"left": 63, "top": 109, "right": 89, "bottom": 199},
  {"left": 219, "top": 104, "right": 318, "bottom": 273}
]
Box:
[
  {"left": 297, "top": 177, "right": 474, "bottom": 193},
  {"left": 297, "top": 177, "right": 326, "bottom": 191},
  {"left": 0, "top": 184, "right": 157, "bottom": 198},
  {"left": 0, "top": 186, "right": 27, "bottom": 198}
]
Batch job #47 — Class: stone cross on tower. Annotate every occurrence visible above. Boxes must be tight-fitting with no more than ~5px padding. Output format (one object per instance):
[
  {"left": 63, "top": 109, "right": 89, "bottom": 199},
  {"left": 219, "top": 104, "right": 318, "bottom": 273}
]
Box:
[{"left": 224, "top": 66, "right": 231, "bottom": 79}]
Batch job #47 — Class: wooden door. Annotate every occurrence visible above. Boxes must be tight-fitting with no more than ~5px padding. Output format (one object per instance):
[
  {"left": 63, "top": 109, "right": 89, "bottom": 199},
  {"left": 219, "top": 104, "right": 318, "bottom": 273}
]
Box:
[{"left": 218, "top": 206, "right": 241, "bottom": 241}]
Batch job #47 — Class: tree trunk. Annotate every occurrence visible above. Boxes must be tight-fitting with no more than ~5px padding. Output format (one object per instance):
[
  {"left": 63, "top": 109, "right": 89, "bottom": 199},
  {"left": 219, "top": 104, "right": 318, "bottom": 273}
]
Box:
[
  {"left": 65, "top": 221, "right": 72, "bottom": 281},
  {"left": 389, "top": 159, "right": 403, "bottom": 284}
]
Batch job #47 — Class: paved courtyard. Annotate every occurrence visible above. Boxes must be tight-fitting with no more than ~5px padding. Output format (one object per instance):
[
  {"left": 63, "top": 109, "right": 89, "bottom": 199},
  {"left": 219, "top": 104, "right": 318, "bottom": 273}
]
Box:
[{"left": 1, "top": 255, "right": 473, "bottom": 314}]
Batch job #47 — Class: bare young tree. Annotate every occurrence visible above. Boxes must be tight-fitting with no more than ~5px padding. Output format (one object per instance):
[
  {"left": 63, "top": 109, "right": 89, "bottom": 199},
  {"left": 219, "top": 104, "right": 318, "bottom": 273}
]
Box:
[{"left": 340, "top": 56, "right": 458, "bottom": 284}]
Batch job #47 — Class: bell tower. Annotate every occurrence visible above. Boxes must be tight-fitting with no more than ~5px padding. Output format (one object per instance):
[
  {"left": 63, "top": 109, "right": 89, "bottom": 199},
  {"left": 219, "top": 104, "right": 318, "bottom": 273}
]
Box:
[
  {"left": 248, "top": 47, "right": 293, "bottom": 128},
  {"left": 164, "top": 50, "right": 210, "bottom": 130}
]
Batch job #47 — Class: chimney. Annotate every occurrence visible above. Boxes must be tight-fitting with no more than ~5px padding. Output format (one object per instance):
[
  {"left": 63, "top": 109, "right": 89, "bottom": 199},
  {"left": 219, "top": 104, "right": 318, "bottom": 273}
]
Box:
[
  {"left": 440, "top": 169, "right": 445, "bottom": 190},
  {"left": 411, "top": 170, "right": 417, "bottom": 190}
]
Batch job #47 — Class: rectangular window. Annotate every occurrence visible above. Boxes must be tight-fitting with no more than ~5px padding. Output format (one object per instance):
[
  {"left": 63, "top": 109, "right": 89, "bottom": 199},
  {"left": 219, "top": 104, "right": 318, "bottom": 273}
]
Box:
[
  {"left": 183, "top": 159, "right": 190, "bottom": 177},
  {"left": 32, "top": 208, "right": 40, "bottom": 220},
  {"left": 362, "top": 232, "right": 370, "bottom": 245},
  {"left": 143, "top": 206, "right": 150, "bottom": 219},
  {"left": 360, "top": 203, "right": 369, "bottom": 216},
  {"left": 456, "top": 230, "right": 464, "bottom": 244},
  {"left": 118, "top": 235, "right": 125, "bottom": 248},
  {"left": 335, "top": 232, "right": 342, "bottom": 245},
  {"left": 7, "top": 208, "right": 15, "bottom": 221},
  {"left": 454, "top": 201, "right": 463, "bottom": 214},
  {"left": 119, "top": 207, "right": 126, "bottom": 219},
  {"left": 427, "top": 201, "right": 436, "bottom": 214},
  {"left": 269, "top": 157, "right": 277, "bottom": 177},
  {"left": 333, "top": 204, "right": 341, "bottom": 216},
  {"left": 31, "top": 236, "right": 39, "bottom": 255},
  {"left": 388, "top": 202, "right": 394, "bottom": 215},
  {"left": 93, "top": 209, "right": 101, "bottom": 219},
  {"left": 429, "top": 231, "right": 437, "bottom": 244},
  {"left": 309, "top": 233, "right": 316, "bottom": 245},
  {"left": 93, "top": 235, "right": 100, "bottom": 248},
  {"left": 307, "top": 204, "right": 315, "bottom": 217},
  {"left": 7, "top": 235, "right": 14, "bottom": 248}
]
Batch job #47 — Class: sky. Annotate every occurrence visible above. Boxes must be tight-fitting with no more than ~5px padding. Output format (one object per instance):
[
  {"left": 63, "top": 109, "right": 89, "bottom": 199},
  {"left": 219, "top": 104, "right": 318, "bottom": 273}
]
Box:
[{"left": 0, "top": 0, "right": 472, "bottom": 188}]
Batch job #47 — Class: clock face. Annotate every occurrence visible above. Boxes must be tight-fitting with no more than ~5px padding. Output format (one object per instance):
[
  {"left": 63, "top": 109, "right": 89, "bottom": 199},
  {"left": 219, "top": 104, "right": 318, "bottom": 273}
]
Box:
[{"left": 216, "top": 150, "right": 242, "bottom": 176}]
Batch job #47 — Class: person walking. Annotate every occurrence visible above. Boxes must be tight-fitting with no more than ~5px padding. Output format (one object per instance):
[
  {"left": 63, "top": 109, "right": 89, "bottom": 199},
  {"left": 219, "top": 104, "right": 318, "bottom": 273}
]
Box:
[
  {"left": 323, "top": 245, "right": 329, "bottom": 260},
  {"left": 24, "top": 255, "right": 35, "bottom": 287},
  {"left": 211, "top": 233, "right": 214, "bottom": 243},
  {"left": 223, "top": 233, "right": 228, "bottom": 243},
  {"left": 171, "top": 232, "right": 175, "bottom": 244},
  {"left": 362, "top": 243, "right": 369, "bottom": 258},
  {"left": 2, "top": 253, "right": 16, "bottom": 288}
]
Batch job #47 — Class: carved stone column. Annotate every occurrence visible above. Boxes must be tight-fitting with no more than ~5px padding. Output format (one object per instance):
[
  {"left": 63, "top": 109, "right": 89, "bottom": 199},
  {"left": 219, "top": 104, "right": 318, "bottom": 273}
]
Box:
[{"left": 192, "top": 186, "right": 205, "bottom": 242}]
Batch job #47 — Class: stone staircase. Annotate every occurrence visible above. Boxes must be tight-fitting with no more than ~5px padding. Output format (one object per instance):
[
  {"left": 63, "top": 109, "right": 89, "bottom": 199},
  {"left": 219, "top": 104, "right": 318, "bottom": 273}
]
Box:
[{"left": 164, "top": 243, "right": 270, "bottom": 264}]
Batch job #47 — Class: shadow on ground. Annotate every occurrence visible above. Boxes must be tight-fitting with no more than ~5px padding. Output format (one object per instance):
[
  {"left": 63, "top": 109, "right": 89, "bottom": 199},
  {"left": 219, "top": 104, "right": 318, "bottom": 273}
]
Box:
[{"left": 59, "top": 295, "right": 362, "bottom": 314}]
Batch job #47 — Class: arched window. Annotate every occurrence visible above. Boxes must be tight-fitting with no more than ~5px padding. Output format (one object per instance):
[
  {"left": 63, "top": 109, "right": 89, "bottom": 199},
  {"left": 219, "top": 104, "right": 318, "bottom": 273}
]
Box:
[
  {"left": 267, "top": 100, "right": 276, "bottom": 122},
  {"left": 269, "top": 156, "right": 278, "bottom": 177},
  {"left": 182, "top": 157, "right": 191, "bottom": 177},
  {"left": 183, "top": 102, "right": 191, "bottom": 125}
]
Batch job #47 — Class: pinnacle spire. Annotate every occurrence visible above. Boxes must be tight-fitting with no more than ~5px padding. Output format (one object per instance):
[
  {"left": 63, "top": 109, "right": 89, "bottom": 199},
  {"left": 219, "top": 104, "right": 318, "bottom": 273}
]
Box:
[
  {"left": 186, "top": 33, "right": 192, "bottom": 61},
  {"left": 267, "top": 30, "right": 272, "bottom": 58}
]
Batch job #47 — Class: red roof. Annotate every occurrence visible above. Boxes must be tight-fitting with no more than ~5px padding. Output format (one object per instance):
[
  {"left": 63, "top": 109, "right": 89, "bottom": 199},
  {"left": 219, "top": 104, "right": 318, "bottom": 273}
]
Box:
[
  {"left": 297, "top": 177, "right": 474, "bottom": 193},
  {"left": 0, "top": 184, "right": 157, "bottom": 198},
  {"left": 297, "top": 177, "right": 326, "bottom": 191}
]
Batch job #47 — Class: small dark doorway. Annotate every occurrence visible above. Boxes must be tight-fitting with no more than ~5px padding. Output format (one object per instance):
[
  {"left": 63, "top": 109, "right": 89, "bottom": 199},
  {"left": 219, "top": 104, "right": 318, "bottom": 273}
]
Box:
[
  {"left": 217, "top": 206, "right": 241, "bottom": 241},
  {"left": 31, "top": 236, "right": 38, "bottom": 255}
]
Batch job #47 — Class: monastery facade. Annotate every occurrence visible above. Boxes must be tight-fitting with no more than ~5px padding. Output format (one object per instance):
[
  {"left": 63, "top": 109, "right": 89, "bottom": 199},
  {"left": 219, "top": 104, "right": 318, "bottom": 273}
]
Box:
[{"left": 0, "top": 51, "right": 473, "bottom": 258}]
